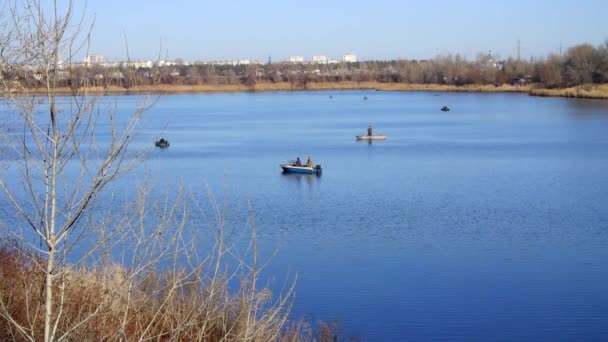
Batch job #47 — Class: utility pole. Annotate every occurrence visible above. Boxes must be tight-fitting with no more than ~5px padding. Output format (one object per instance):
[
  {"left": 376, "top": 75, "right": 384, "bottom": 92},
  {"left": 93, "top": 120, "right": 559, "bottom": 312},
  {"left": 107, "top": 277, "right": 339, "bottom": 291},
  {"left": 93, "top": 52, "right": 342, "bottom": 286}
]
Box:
[{"left": 517, "top": 40, "right": 521, "bottom": 61}]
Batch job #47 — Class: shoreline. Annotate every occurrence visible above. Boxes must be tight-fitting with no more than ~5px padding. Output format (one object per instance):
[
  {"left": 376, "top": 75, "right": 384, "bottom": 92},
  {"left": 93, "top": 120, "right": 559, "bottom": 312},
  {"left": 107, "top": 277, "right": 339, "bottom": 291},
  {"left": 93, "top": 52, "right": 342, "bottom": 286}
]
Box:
[{"left": 6, "top": 82, "right": 608, "bottom": 99}]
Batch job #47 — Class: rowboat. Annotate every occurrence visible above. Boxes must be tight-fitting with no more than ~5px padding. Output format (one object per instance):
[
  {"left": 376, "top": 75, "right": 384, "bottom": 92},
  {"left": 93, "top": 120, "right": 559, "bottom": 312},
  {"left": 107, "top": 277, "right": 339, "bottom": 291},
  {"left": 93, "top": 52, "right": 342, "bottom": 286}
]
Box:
[
  {"left": 355, "top": 134, "right": 386, "bottom": 140},
  {"left": 280, "top": 161, "right": 322, "bottom": 174}
]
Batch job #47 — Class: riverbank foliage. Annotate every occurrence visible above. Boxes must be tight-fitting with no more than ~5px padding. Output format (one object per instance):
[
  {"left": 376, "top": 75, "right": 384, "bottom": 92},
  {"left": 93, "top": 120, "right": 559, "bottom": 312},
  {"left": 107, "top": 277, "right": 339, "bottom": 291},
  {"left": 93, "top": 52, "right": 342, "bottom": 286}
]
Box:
[
  {"left": 0, "top": 239, "right": 336, "bottom": 341},
  {"left": 3, "top": 41, "right": 608, "bottom": 98},
  {"left": 529, "top": 84, "right": 608, "bottom": 99}
]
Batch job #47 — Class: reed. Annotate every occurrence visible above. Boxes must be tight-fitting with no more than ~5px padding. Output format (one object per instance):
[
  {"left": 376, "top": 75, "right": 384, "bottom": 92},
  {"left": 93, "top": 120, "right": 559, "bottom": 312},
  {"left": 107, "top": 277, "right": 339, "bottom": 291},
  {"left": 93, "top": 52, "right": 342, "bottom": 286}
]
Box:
[
  {"left": 22, "top": 81, "right": 608, "bottom": 100},
  {"left": 19, "top": 81, "right": 531, "bottom": 95},
  {"left": 529, "top": 84, "right": 608, "bottom": 99},
  {"left": 0, "top": 239, "right": 337, "bottom": 341}
]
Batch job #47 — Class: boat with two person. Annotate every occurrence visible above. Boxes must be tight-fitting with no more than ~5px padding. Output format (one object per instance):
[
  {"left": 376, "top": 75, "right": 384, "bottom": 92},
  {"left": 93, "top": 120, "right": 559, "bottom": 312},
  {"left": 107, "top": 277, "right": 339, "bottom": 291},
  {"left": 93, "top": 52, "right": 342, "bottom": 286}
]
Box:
[
  {"left": 280, "top": 156, "right": 322, "bottom": 174},
  {"left": 356, "top": 125, "right": 386, "bottom": 140}
]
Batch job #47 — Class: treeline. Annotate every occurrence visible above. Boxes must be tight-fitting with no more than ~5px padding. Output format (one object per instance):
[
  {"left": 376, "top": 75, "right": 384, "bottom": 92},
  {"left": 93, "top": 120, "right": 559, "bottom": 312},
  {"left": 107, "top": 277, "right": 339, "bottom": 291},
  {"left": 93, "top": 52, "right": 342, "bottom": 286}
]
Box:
[{"left": 5, "top": 42, "right": 608, "bottom": 90}]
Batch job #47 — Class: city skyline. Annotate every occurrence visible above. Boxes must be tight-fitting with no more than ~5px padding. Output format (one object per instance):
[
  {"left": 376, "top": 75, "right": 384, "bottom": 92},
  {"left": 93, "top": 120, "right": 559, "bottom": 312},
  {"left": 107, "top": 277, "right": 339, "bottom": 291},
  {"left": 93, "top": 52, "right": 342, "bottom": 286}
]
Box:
[
  {"left": 76, "top": 0, "right": 607, "bottom": 61},
  {"left": 81, "top": 53, "right": 359, "bottom": 65}
]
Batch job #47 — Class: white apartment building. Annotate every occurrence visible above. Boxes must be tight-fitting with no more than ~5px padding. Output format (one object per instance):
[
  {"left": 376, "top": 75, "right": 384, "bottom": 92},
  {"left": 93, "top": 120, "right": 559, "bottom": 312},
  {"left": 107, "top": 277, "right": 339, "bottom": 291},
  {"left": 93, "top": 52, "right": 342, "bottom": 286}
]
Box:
[
  {"left": 342, "top": 54, "right": 357, "bottom": 63},
  {"left": 312, "top": 55, "right": 328, "bottom": 64},
  {"left": 157, "top": 60, "right": 176, "bottom": 67},
  {"left": 123, "top": 60, "right": 153, "bottom": 69},
  {"left": 289, "top": 56, "right": 304, "bottom": 63},
  {"left": 84, "top": 54, "right": 105, "bottom": 65}
]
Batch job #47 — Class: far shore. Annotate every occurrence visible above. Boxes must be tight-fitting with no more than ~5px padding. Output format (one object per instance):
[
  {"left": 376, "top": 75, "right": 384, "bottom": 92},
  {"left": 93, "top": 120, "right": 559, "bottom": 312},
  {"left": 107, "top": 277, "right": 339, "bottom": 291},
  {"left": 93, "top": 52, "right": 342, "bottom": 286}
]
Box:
[{"left": 7, "top": 81, "right": 608, "bottom": 99}]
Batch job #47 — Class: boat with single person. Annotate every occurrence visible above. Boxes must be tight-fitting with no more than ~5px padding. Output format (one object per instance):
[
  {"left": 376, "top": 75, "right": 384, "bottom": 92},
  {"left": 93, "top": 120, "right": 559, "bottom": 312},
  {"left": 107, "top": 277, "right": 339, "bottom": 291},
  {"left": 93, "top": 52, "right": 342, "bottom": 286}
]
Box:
[
  {"left": 280, "top": 160, "right": 322, "bottom": 174},
  {"left": 357, "top": 126, "right": 386, "bottom": 140},
  {"left": 356, "top": 134, "right": 386, "bottom": 140},
  {"left": 441, "top": 106, "right": 450, "bottom": 112}
]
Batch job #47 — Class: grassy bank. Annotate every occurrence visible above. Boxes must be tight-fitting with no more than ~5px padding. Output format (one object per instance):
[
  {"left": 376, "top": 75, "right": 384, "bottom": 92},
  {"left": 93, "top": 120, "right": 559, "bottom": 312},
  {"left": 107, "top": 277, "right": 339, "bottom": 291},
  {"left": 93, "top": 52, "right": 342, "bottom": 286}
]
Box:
[
  {"left": 17, "top": 81, "right": 530, "bottom": 95},
  {"left": 10, "top": 81, "right": 608, "bottom": 99},
  {"left": 529, "top": 84, "right": 608, "bottom": 99}
]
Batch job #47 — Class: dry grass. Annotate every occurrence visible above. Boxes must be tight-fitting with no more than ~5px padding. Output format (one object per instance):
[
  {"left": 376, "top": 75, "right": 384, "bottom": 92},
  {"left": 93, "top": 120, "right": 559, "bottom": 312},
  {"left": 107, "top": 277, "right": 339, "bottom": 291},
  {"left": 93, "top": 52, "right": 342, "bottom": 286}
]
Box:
[
  {"left": 0, "top": 240, "right": 336, "bottom": 341},
  {"left": 13, "top": 81, "right": 608, "bottom": 99},
  {"left": 21, "top": 81, "right": 531, "bottom": 95},
  {"left": 530, "top": 84, "right": 608, "bottom": 99}
]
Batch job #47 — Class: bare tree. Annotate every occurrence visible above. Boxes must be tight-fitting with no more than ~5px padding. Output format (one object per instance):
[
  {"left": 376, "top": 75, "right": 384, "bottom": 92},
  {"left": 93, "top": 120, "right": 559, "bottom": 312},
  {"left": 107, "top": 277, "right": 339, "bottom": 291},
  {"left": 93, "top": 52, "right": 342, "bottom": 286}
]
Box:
[
  {"left": 538, "top": 54, "right": 563, "bottom": 88},
  {"left": 0, "top": 1, "right": 151, "bottom": 340},
  {"left": 186, "top": 65, "right": 201, "bottom": 85},
  {"left": 0, "top": 2, "right": 298, "bottom": 341},
  {"left": 564, "top": 43, "right": 600, "bottom": 85}
]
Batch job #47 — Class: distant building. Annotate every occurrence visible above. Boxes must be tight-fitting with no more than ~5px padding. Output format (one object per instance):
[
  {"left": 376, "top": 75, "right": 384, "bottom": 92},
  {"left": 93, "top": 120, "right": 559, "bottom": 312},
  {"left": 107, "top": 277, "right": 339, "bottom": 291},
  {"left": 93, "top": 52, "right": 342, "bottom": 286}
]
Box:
[
  {"left": 342, "top": 54, "right": 357, "bottom": 63},
  {"left": 123, "top": 60, "right": 153, "bottom": 69},
  {"left": 111, "top": 71, "right": 124, "bottom": 79},
  {"left": 156, "top": 60, "right": 176, "bottom": 67},
  {"left": 103, "top": 61, "right": 121, "bottom": 68},
  {"left": 84, "top": 54, "right": 105, "bottom": 66},
  {"left": 486, "top": 50, "right": 497, "bottom": 68},
  {"left": 290, "top": 56, "right": 304, "bottom": 63},
  {"left": 312, "top": 55, "right": 328, "bottom": 64}
]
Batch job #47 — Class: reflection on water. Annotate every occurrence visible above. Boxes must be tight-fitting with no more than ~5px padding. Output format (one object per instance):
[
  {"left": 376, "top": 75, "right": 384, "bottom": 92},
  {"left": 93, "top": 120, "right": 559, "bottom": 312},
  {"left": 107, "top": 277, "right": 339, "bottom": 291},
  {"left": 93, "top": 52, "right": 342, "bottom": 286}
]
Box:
[
  {"left": 355, "top": 138, "right": 387, "bottom": 145},
  {"left": 280, "top": 172, "right": 321, "bottom": 189},
  {"left": 567, "top": 98, "right": 608, "bottom": 113}
]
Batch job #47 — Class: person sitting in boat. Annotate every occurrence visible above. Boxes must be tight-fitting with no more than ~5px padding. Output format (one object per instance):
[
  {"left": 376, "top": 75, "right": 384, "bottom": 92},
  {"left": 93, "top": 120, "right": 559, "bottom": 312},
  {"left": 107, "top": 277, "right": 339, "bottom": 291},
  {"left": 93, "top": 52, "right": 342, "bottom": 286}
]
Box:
[
  {"left": 306, "top": 156, "right": 313, "bottom": 167},
  {"left": 295, "top": 157, "right": 302, "bottom": 166},
  {"left": 367, "top": 125, "right": 373, "bottom": 136}
]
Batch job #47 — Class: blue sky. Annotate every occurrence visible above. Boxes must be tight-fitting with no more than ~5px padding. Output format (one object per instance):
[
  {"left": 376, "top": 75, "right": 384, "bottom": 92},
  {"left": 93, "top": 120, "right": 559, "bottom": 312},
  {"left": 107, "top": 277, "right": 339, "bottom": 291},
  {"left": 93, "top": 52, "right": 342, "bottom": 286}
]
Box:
[{"left": 81, "top": 0, "right": 607, "bottom": 62}]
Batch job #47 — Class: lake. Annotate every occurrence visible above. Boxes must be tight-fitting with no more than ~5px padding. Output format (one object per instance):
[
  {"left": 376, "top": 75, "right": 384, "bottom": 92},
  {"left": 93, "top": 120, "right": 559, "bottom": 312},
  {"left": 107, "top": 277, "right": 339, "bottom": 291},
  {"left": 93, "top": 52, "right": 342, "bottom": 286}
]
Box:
[{"left": 4, "top": 90, "right": 608, "bottom": 340}]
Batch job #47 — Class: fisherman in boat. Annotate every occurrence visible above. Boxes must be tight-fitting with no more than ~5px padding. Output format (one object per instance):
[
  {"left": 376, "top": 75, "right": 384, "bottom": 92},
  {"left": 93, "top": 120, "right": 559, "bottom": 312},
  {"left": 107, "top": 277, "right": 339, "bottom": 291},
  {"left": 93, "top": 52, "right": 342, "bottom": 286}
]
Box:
[
  {"left": 306, "top": 156, "right": 313, "bottom": 167},
  {"left": 367, "top": 125, "right": 373, "bottom": 136},
  {"left": 156, "top": 137, "right": 169, "bottom": 147},
  {"left": 295, "top": 157, "right": 302, "bottom": 166}
]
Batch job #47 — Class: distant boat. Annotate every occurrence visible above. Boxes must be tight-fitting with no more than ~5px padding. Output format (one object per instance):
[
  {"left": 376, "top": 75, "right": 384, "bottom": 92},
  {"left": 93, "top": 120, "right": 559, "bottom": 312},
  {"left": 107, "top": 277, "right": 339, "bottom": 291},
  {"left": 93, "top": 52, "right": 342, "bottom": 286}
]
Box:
[
  {"left": 280, "top": 161, "right": 322, "bottom": 174},
  {"left": 356, "top": 134, "right": 386, "bottom": 141},
  {"left": 363, "top": 96, "right": 368, "bottom": 100},
  {"left": 441, "top": 106, "right": 450, "bottom": 112},
  {"left": 155, "top": 138, "right": 170, "bottom": 148}
]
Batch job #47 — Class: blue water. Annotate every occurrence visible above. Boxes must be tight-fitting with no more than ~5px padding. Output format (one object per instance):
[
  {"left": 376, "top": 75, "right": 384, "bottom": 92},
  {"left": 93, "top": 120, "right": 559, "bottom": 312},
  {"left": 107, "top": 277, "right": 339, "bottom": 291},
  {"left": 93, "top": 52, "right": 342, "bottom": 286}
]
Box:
[{"left": 4, "top": 91, "right": 608, "bottom": 340}]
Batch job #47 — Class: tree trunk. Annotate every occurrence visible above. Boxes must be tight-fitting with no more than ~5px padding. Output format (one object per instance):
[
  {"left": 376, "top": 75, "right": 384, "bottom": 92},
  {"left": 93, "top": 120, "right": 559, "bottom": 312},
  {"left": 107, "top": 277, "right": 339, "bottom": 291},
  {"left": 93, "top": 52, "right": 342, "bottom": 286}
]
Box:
[{"left": 44, "top": 245, "right": 55, "bottom": 342}]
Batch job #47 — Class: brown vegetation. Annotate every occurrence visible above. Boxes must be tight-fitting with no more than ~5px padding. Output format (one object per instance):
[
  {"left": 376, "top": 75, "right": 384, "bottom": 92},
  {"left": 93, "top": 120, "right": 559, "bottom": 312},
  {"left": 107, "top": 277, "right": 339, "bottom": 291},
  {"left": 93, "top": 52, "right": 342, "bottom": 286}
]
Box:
[
  {"left": 0, "top": 239, "right": 337, "bottom": 341},
  {"left": 24, "top": 81, "right": 531, "bottom": 95},
  {"left": 529, "top": 84, "right": 608, "bottom": 99},
  {"left": 11, "top": 39, "right": 608, "bottom": 98},
  {"left": 3, "top": 28, "right": 607, "bottom": 100}
]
